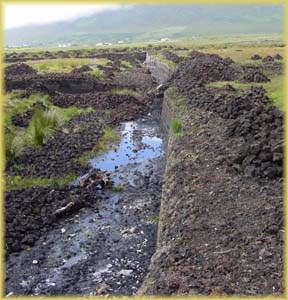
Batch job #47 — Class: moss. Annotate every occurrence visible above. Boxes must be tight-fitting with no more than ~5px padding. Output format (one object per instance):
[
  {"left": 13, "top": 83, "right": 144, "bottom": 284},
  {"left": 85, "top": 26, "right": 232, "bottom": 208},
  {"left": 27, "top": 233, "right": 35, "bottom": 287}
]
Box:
[
  {"left": 145, "top": 215, "right": 159, "bottom": 224},
  {"left": 28, "top": 57, "right": 110, "bottom": 73},
  {"left": 84, "top": 68, "right": 105, "bottom": 80},
  {"left": 85, "top": 231, "right": 92, "bottom": 238},
  {"left": 112, "top": 185, "right": 125, "bottom": 192},
  {"left": 120, "top": 60, "right": 133, "bottom": 68},
  {"left": 103, "top": 126, "right": 120, "bottom": 142},
  {"left": 5, "top": 173, "right": 78, "bottom": 191},
  {"left": 76, "top": 126, "right": 120, "bottom": 165},
  {"left": 111, "top": 88, "right": 141, "bottom": 99},
  {"left": 154, "top": 52, "right": 177, "bottom": 68}
]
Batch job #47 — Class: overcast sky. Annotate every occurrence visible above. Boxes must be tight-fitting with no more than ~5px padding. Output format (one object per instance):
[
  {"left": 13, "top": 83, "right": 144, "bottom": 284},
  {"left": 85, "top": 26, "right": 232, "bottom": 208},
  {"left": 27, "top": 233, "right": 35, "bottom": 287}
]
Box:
[{"left": 4, "top": 4, "right": 123, "bottom": 29}]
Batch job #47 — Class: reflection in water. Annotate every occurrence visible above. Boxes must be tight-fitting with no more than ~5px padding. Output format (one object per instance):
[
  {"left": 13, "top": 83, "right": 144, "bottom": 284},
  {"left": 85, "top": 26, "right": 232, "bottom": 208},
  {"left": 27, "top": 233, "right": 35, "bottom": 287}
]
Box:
[{"left": 90, "top": 121, "right": 163, "bottom": 172}]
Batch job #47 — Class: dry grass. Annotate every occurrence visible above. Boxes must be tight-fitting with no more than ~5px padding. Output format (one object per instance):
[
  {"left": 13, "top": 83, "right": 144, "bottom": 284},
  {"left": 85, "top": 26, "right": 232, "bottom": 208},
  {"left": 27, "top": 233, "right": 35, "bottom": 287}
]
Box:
[{"left": 201, "top": 45, "right": 284, "bottom": 63}]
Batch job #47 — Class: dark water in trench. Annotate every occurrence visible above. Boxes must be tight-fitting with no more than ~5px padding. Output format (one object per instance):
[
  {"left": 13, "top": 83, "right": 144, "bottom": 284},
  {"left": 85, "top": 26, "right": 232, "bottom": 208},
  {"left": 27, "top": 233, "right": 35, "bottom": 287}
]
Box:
[{"left": 6, "top": 98, "right": 167, "bottom": 296}]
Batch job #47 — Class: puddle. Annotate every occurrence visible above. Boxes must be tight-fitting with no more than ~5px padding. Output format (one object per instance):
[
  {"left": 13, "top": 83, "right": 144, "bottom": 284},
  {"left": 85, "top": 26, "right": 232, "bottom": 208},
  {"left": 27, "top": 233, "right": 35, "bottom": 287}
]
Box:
[
  {"left": 6, "top": 107, "right": 167, "bottom": 296},
  {"left": 90, "top": 120, "right": 164, "bottom": 172}
]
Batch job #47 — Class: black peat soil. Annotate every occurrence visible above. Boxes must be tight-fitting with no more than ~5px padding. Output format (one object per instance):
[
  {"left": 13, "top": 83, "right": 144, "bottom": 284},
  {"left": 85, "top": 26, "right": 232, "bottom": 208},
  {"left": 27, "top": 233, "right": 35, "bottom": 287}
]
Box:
[
  {"left": 140, "top": 51, "right": 283, "bottom": 296},
  {"left": 5, "top": 104, "right": 166, "bottom": 296}
]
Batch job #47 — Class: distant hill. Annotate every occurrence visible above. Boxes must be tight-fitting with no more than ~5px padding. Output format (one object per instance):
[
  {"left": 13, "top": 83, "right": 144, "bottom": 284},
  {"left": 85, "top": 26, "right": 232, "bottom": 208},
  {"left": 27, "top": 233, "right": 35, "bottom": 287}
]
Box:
[{"left": 5, "top": 4, "right": 284, "bottom": 47}]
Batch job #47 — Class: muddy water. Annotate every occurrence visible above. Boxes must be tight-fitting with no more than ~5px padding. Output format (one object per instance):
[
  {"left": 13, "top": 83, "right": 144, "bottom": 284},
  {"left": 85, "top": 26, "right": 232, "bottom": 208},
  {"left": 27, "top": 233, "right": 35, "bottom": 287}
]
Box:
[{"left": 5, "top": 99, "right": 166, "bottom": 296}]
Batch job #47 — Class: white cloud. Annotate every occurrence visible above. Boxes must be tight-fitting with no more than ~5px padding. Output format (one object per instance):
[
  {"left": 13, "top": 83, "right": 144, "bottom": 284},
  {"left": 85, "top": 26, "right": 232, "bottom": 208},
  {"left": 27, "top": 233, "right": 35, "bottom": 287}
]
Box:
[{"left": 4, "top": 4, "right": 122, "bottom": 29}]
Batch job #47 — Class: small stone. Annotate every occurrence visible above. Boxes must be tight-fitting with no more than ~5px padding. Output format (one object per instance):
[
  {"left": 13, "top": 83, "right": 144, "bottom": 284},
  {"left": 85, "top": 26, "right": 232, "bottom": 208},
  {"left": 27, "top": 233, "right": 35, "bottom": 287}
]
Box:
[
  {"left": 32, "top": 260, "right": 38, "bottom": 265},
  {"left": 118, "top": 269, "right": 133, "bottom": 276},
  {"left": 61, "top": 228, "right": 66, "bottom": 234}
]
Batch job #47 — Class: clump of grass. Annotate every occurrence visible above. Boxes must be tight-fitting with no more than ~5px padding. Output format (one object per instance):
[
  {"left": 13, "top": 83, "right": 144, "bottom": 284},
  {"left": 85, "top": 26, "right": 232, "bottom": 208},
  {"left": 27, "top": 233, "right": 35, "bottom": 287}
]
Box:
[
  {"left": 5, "top": 173, "right": 78, "bottom": 191},
  {"left": 171, "top": 118, "right": 185, "bottom": 139},
  {"left": 25, "top": 105, "right": 94, "bottom": 147},
  {"left": 27, "top": 108, "right": 61, "bottom": 147},
  {"left": 5, "top": 131, "right": 24, "bottom": 160},
  {"left": 171, "top": 118, "right": 183, "bottom": 134},
  {"left": 103, "top": 126, "right": 120, "bottom": 141}
]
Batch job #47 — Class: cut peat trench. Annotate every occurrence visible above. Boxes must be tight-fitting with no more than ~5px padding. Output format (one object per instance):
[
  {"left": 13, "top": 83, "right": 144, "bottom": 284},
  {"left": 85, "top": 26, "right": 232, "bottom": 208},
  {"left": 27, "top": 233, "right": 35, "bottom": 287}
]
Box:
[
  {"left": 5, "top": 96, "right": 167, "bottom": 296},
  {"left": 6, "top": 50, "right": 283, "bottom": 296}
]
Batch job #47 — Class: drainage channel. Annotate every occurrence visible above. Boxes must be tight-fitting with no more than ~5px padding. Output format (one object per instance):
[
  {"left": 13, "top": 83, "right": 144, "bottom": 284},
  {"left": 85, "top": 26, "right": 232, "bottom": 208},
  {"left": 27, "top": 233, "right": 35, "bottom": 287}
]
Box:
[{"left": 5, "top": 97, "right": 167, "bottom": 296}]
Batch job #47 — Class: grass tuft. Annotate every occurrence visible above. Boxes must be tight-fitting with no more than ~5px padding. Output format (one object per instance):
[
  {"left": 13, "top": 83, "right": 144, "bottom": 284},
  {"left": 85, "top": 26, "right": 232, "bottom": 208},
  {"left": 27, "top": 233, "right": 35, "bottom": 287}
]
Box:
[
  {"left": 171, "top": 118, "right": 182, "bottom": 134},
  {"left": 5, "top": 131, "right": 24, "bottom": 160},
  {"left": 27, "top": 108, "right": 61, "bottom": 147}
]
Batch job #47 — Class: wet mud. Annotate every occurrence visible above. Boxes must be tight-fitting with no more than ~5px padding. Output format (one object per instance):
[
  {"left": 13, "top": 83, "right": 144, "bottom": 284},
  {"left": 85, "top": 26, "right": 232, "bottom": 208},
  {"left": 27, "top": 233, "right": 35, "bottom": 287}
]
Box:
[{"left": 5, "top": 98, "right": 167, "bottom": 296}]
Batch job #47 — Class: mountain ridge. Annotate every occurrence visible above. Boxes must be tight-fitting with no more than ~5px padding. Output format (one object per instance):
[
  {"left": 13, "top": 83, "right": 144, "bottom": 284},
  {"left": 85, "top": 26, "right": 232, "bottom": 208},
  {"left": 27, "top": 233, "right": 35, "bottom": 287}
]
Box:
[{"left": 5, "top": 4, "right": 284, "bottom": 47}]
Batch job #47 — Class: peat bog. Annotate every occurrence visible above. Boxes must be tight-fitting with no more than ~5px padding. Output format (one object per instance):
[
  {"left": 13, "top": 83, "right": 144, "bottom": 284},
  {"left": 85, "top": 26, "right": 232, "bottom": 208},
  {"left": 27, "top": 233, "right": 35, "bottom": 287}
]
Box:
[{"left": 4, "top": 43, "right": 284, "bottom": 296}]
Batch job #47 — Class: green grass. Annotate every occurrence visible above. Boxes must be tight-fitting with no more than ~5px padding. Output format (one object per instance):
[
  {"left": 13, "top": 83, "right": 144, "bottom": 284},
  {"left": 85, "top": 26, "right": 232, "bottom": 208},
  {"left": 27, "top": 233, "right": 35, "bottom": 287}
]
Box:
[
  {"left": 5, "top": 131, "right": 25, "bottom": 160},
  {"left": 154, "top": 52, "right": 178, "bottom": 68},
  {"left": 5, "top": 33, "right": 281, "bottom": 49},
  {"left": 166, "top": 87, "right": 204, "bottom": 139},
  {"left": 4, "top": 92, "right": 95, "bottom": 159},
  {"left": 171, "top": 118, "right": 185, "bottom": 139},
  {"left": 28, "top": 57, "right": 110, "bottom": 73},
  {"left": 102, "top": 126, "right": 120, "bottom": 141},
  {"left": 4, "top": 92, "right": 93, "bottom": 127},
  {"left": 120, "top": 60, "right": 133, "bottom": 68},
  {"left": 53, "top": 105, "right": 94, "bottom": 122},
  {"left": 26, "top": 108, "right": 61, "bottom": 147},
  {"left": 76, "top": 125, "right": 120, "bottom": 165},
  {"left": 5, "top": 173, "right": 78, "bottom": 191},
  {"left": 171, "top": 118, "right": 183, "bottom": 134},
  {"left": 84, "top": 67, "right": 105, "bottom": 80},
  {"left": 24, "top": 105, "right": 93, "bottom": 147},
  {"left": 207, "top": 74, "right": 284, "bottom": 109},
  {"left": 4, "top": 92, "right": 48, "bottom": 126}
]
